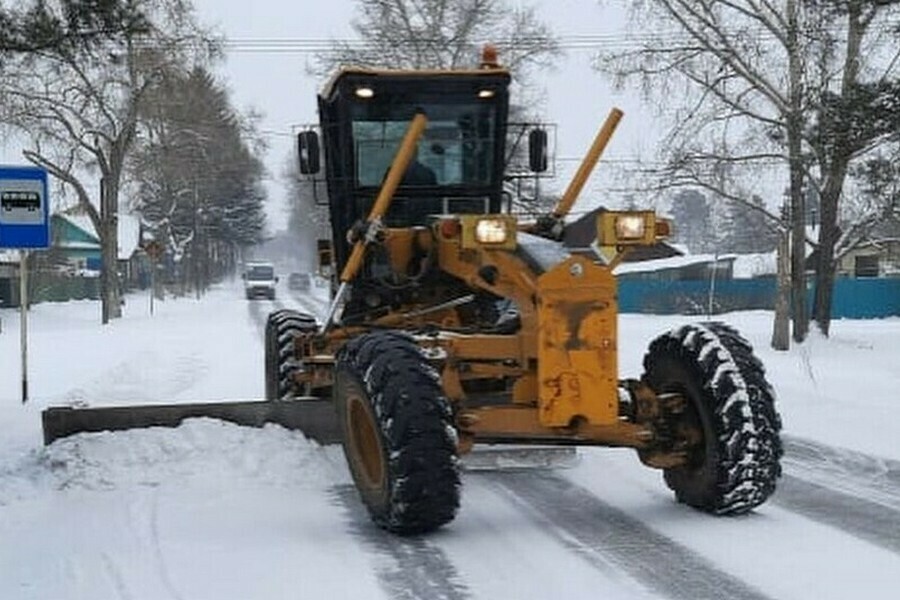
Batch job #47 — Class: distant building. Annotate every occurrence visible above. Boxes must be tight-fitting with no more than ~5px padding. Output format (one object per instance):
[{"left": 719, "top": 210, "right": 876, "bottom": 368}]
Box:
[
  {"left": 805, "top": 218, "right": 900, "bottom": 279},
  {"left": 0, "top": 212, "right": 146, "bottom": 307},
  {"left": 614, "top": 253, "right": 738, "bottom": 282},
  {"left": 835, "top": 220, "right": 900, "bottom": 278}
]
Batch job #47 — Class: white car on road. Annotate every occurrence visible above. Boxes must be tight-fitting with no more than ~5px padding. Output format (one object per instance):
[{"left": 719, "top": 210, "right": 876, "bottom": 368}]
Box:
[{"left": 243, "top": 262, "right": 278, "bottom": 300}]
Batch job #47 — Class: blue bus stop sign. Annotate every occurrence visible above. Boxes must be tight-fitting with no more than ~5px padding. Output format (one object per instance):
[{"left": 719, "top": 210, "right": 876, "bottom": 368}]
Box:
[{"left": 0, "top": 165, "right": 50, "bottom": 249}]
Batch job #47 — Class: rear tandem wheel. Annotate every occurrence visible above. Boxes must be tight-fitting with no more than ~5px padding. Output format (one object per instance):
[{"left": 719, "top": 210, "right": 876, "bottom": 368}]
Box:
[
  {"left": 334, "top": 331, "right": 460, "bottom": 534},
  {"left": 265, "top": 309, "right": 318, "bottom": 400}
]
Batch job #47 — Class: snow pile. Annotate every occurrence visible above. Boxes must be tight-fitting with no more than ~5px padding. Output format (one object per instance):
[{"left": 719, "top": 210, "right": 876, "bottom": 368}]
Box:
[{"left": 0, "top": 419, "right": 349, "bottom": 506}]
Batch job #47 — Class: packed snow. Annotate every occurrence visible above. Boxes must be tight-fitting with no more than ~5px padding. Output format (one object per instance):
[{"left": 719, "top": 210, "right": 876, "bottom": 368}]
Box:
[{"left": 1, "top": 278, "right": 898, "bottom": 599}]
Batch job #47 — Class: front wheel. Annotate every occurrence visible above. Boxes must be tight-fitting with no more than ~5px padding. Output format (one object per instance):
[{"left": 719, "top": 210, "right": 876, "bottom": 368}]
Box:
[
  {"left": 334, "top": 331, "right": 460, "bottom": 534},
  {"left": 642, "top": 322, "right": 783, "bottom": 515}
]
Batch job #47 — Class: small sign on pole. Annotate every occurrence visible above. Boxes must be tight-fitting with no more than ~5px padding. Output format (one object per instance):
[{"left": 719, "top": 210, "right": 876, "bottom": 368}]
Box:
[{"left": 1, "top": 165, "right": 50, "bottom": 404}]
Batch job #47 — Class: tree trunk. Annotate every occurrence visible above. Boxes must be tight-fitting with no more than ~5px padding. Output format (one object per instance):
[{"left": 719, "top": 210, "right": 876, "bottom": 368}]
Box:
[
  {"left": 786, "top": 1, "right": 808, "bottom": 343},
  {"left": 787, "top": 125, "right": 808, "bottom": 342},
  {"left": 772, "top": 229, "right": 791, "bottom": 350},
  {"left": 812, "top": 163, "right": 846, "bottom": 336},
  {"left": 812, "top": 4, "right": 863, "bottom": 337},
  {"left": 99, "top": 178, "right": 122, "bottom": 324}
]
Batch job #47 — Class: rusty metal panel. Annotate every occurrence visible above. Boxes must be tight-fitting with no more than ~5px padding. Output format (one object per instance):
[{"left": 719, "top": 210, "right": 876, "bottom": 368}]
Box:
[{"left": 537, "top": 256, "right": 618, "bottom": 427}]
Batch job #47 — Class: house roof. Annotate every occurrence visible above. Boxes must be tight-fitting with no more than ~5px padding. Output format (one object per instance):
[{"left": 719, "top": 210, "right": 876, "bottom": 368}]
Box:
[
  {"left": 613, "top": 253, "right": 737, "bottom": 276},
  {"left": 55, "top": 212, "right": 142, "bottom": 260},
  {"left": 57, "top": 214, "right": 99, "bottom": 242}
]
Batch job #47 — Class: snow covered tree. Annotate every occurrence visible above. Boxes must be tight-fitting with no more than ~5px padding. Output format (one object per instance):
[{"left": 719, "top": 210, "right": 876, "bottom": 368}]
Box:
[
  {"left": 130, "top": 67, "right": 267, "bottom": 295},
  {"left": 0, "top": 0, "right": 147, "bottom": 58},
  {"left": 808, "top": 67, "right": 900, "bottom": 332},
  {"left": 0, "top": 0, "right": 215, "bottom": 323},
  {"left": 669, "top": 189, "right": 712, "bottom": 253},
  {"left": 724, "top": 195, "right": 779, "bottom": 254}
]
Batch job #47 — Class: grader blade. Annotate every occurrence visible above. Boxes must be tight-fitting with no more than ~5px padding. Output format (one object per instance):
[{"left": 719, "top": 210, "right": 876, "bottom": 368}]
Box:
[{"left": 41, "top": 398, "right": 342, "bottom": 445}]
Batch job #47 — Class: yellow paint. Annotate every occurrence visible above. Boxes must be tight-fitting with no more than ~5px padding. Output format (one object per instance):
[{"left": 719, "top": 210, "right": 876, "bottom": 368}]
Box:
[
  {"left": 537, "top": 256, "right": 619, "bottom": 427},
  {"left": 552, "top": 108, "right": 624, "bottom": 219}
]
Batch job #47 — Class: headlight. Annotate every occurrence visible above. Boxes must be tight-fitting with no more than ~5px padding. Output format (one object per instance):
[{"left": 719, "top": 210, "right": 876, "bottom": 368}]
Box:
[
  {"left": 615, "top": 215, "right": 646, "bottom": 240},
  {"left": 459, "top": 215, "right": 517, "bottom": 250},
  {"left": 475, "top": 219, "right": 508, "bottom": 244},
  {"left": 597, "top": 210, "right": 664, "bottom": 246}
]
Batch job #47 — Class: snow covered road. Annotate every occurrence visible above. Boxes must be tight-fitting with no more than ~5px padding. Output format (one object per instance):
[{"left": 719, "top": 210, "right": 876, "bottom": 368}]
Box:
[{"left": 1, "top": 280, "right": 899, "bottom": 599}]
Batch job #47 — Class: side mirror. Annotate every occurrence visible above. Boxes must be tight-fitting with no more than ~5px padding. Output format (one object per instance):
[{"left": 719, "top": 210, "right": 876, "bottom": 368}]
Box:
[
  {"left": 298, "top": 130, "right": 321, "bottom": 175},
  {"left": 528, "top": 128, "right": 548, "bottom": 173}
]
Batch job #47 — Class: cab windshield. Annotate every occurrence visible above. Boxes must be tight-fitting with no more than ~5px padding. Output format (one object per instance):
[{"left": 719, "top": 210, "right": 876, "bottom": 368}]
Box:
[
  {"left": 351, "top": 101, "right": 497, "bottom": 188},
  {"left": 247, "top": 265, "right": 274, "bottom": 281}
]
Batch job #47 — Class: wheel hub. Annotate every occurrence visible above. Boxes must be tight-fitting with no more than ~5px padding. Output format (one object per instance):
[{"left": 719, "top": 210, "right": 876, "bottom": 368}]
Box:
[{"left": 346, "top": 388, "right": 386, "bottom": 491}]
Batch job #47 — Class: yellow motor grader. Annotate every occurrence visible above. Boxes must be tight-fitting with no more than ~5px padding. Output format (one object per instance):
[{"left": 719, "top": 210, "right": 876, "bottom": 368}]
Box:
[
  {"left": 42, "top": 49, "right": 782, "bottom": 535},
  {"left": 266, "top": 49, "right": 782, "bottom": 534}
]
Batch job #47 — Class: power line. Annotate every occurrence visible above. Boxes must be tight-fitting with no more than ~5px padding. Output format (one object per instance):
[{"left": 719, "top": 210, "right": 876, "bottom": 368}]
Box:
[{"left": 214, "top": 23, "right": 900, "bottom": 54}]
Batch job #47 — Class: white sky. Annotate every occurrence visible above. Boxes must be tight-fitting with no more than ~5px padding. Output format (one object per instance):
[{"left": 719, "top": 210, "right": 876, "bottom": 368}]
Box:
[{"left": 2, "top": 281, "right": 900, "bottom": 598}]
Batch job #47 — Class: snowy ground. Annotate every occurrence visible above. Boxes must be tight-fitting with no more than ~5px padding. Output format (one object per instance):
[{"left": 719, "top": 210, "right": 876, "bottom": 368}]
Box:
[{"left": 1, "top": 279, "right": 898, "bottom": 599}]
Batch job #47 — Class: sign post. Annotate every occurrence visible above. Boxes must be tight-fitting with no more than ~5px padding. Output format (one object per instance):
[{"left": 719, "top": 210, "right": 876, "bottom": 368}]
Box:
[
  {"left": 143, "top": 240, "right": 164, "bottom": 316},
  {"left": 1, "top": 165, "right": 50, "bottom": 404},
  {"left": 19, "top": 250, "right": 28, "bottom": 403}
]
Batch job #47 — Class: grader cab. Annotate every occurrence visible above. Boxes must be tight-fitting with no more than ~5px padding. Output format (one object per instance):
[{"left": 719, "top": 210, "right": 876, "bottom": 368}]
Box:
[{"left": 267, "top": 50, "right": 784, "bottom": 534}]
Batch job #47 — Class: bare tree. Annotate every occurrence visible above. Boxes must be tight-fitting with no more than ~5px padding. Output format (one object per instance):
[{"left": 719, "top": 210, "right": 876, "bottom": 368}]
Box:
[
  {"left": 0, "top": 0, "right": 216, "bottom": 323},
  {"left": 291, "top": 0, "right": 561, "bottom": 258},
  {"left": 313, "top": 0, "right": 560, "bottom": 83},
  {"left": 598, "top": 0, "right": 900, "bottom": 344}
]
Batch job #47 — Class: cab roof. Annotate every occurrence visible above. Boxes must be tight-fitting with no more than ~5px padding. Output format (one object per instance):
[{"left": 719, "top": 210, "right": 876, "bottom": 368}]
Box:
[{"left": 319, "top": 65, "right": 511, "bottom": 100}]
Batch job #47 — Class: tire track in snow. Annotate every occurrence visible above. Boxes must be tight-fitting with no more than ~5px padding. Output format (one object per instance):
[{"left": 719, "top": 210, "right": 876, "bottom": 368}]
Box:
[
  {"left": 485, "top": 471, "right": 774, "bottom": 600},
  {"left": 775, "top": 436, "right": 900, "bottom": 554},
  {"left": 331, "top": 485, "right": 471, "bottom": 600},
  {"left": 100, "top": 552, "right": 134, "bottom": 600},
  {"left": 782, "top": 436, "right": 900, "bottom": 509},
  {"left": 774, "top": 475, "right": 900, "bottom": 554},
  {"left": 150, "top": 490, "right": 187, "bottom": 600}
]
